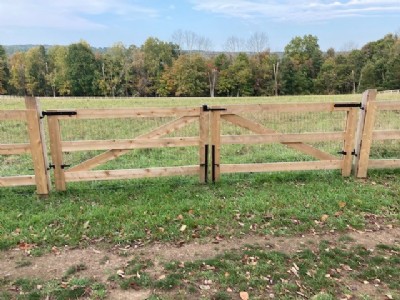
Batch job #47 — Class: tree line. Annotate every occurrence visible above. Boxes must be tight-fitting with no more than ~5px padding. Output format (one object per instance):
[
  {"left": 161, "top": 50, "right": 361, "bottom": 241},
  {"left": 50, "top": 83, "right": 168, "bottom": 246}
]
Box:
[{"left": 0, "top": 32, "right": 399, "bottom": 97}]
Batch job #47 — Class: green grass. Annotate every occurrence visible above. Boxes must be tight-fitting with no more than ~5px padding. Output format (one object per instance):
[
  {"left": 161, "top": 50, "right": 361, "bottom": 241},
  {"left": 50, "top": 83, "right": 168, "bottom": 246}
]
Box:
[
  {"left": 148, "top": 240, "right": 400, "bottom": 299},
  {"left": 1, "top": 276, "right": 107, "bottom": 300},
  {"left": 1, "top": 95, "right": 399, "bottom": 250},
  {"left": 0, "top": 95, "right": 399, "bottom": 299},
  {"left": 0, "top": 169, "right": 399, "bottom": 250}
]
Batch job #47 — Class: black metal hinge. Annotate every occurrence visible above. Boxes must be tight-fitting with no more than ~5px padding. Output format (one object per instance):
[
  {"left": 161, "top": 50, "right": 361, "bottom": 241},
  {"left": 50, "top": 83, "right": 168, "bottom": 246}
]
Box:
[
  {"left": 333, "top": 103, "right": 362, "bottom": 108},
  {"left": 337, "top": 150, "right": 357, "bottom": 156},
  {"left": 48, "top": 163, "right": 70, "bottom": 170},
  {"left": 202, "top": 105, "right": 227, "bottom": 112},
  {"left": 199, "top": 144, "right": 209, "bottom": 183},
  {"left": 41, "top": 111, "right": 77, "bottom": 118}
]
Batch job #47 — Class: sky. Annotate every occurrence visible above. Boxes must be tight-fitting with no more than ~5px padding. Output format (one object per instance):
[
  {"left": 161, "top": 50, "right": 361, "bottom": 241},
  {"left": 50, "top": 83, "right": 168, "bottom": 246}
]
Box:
[{"left": 0, "top": 0, "right": 399, "bottom": 51}]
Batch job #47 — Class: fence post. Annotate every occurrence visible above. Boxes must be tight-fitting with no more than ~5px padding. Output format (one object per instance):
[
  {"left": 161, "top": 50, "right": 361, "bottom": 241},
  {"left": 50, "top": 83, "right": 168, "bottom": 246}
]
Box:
[
  {"left": 355, "top": 89, "right": 378, "bottom": 178},
  {"left": 341, "top": 107, "right": 359, "bottom": 176},
  {"left": 199, "top": 106, "right": 210, "bottom": 183},
  {"left": 210, "top": 109, "right": 221, "bottom": 182},
  {"left": 353, "top": 89, "right": 377, "bottom": 175},
  {"left": 24, "top": 97, "right": 50, "bottom": 195},
  {"left": 47, "top": 116, "right": 67, "bottom": 191}
]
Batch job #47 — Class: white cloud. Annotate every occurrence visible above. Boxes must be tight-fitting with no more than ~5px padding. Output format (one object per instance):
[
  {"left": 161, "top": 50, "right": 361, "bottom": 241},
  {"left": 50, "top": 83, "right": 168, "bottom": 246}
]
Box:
[
  {"left": 0, "top": 0, "right": 159, "bottom": 30},
  {"left": 190, "top": 0, "right": 400, "bottom": 22}
]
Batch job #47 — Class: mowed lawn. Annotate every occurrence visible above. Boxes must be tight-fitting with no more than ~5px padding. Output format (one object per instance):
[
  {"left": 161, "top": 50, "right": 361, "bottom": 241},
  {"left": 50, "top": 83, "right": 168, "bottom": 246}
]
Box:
[{"left": 0, "top": 94, "right": 399, "bottom": 299}]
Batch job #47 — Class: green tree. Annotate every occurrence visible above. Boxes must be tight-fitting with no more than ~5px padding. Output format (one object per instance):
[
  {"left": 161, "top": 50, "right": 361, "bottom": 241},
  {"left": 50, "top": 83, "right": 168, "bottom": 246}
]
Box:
[
  {"left": 250, "top": 51, "right": 275, "bottom": 96},
  {"left": 99, "top": 43, "right": 130, "bottom": 97},
  {"left": 359, "top": 34, "right": 397, "bottom": 90},
  {"left": 25, "top": 46, "right": 48, "bottom": 96},
  {"left": 0, "top": 45, "right": 9, "bottom": 94},
  {"left": 8, "top": 52, "right": 26, "bottom": 96},
  {"left": 281, "top": 35, "right": 323, "bottom": 95},
  {"left": 315, "top": 57, "right": 337, "bottom": 94},
  {"left": 46, "top": 45, "right": 70, "bottom": 96},
  {"left": 65, "top": 41, "right": 100, "bottom": 96},
  {"left": 384, "top": 39, "right": 400, "bottom": 89},
  {"left": 217, "top": 53, "right": 253, "bottom": 96},
  {"left": 142, "top": 37, "right": 179, "bottom": 96},
  {"left": 158, "top": 53, "right": 208, "bottom": 97}
]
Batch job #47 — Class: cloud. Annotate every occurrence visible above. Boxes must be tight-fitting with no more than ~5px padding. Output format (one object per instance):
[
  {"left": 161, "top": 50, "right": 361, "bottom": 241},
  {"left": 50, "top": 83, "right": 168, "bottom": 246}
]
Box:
[
  {"left": 190, "top": 0, "right": 400, "bottom": 22},
  {"left": 0, "top": 0, "right": 159, "bottom": 30}
]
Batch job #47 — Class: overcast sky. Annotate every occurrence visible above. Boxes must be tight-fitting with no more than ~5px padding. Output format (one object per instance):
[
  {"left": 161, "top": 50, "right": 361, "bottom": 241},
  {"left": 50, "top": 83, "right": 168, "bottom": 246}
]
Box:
[{"left": 1, "top": 0, "right": 399, "bottom": 51}]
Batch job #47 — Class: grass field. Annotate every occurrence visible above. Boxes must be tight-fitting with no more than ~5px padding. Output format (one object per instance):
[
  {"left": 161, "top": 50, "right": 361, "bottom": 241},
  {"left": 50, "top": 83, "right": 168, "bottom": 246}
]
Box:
[{"left": 0, "top": 94, "right": 399, "bottom": 299}]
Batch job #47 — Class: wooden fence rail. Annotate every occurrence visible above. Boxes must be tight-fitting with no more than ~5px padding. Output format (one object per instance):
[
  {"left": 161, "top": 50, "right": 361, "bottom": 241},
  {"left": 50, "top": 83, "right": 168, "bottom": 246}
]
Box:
[
  {"left": 45, "top": 106, "right": 208, "bottom": 191},
  {"left": 208, "top": 102, "right": 359, "bottom": 182},
  {"left": 0, "top": 97, "right": 50, "bottom": 194},
  {"left": 354, "top": 90, "right": 400, "bottom": 177},
  {"left": 0, "top": 90, "right": 399, "bottom": 194}
]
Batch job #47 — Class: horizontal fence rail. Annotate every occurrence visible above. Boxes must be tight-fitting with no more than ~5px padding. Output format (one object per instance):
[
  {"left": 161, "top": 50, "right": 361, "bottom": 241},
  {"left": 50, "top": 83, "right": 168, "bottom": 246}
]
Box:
[
  {"left": 45, "top": 106, "right": 208, "bottom": 191},
  {"left": 355, "top": 90, "right": 400, "bottom": 177},
  {"left": 0, "top": 90, "right": 398, "bottom": 194},
  {"left": 208, "top": 101, "right": 359, "bottom": 182},
  {"left": 0, "top": 98, "right": 50, "bottom": 194}
]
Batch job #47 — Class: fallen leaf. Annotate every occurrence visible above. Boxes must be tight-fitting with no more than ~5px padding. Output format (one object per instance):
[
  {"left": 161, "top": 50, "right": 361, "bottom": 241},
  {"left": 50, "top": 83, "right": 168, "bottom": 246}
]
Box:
[
  {"left": 240, "top": 291, "right": 249, "bottom": 300},
  {"left": 51, "top": 246, "right": 60, "bottom": 255},
  {"left": 386, "top": 294, "right": 393, "bottom": 300},
  {"left": 199, "top": 285, "right": 210, "bottom": 290},
  {"left": 334, "top": 211, "right": 343, "bottom": 217},
  {"left": 18, "top": 242, "right": 34, "bottom": 251},
  {"left": 83, "top": 220, "right": 90, "bottom": 229},
  {"left": 321, "top": 214, "right": 329, "bottom": 222},
  {"left": 180, "top": 225, "right": 187, "bottom": 232},
  {"left": 338, "top": 201, "right": 347, "bottom": 208},
  {"left": 117, "top": 270, "right": 125, "bottom": 278},
  {"left": 177, "top": 214, "right": 184, "bottom": 220}
]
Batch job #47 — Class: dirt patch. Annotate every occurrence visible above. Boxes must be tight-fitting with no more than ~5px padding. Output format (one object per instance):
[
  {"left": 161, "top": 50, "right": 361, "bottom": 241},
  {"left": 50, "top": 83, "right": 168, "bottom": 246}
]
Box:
[{"left": 1, "top": 226, "right": 399, "bottom": 299}]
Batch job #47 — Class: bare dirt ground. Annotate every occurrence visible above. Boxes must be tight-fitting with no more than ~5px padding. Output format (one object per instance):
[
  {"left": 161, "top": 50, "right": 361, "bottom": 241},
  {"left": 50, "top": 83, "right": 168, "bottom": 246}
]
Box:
[{"left": 1, "top": 225, "right": 399, "bottom": 299}]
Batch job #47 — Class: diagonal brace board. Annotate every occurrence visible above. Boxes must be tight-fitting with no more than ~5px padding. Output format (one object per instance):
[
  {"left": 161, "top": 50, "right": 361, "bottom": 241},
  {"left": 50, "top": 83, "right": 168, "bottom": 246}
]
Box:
[
  {"left": 221, "top": 114, "right": 337, "bottom": 160},
  {"left": 67, "top": 116, "right": 198, "bottom": 172}
]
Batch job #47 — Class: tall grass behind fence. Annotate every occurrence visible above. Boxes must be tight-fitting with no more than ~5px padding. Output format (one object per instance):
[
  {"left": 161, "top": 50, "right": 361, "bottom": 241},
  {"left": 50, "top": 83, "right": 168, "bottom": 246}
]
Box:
[
  {"left": 1, "top": 91, "right": 399, "bottom": 194},
  {"left": 59, "top": 116, "right": 200, "bottom": 170},
  {"left": 0, "top": 119, "right": 34, "bottom": 177},
  {"left": 219, "top": 110, "right": 348, "bottom": 165},
  {"left": 370, "top": 105, "right": 400, "bottom": 159}
]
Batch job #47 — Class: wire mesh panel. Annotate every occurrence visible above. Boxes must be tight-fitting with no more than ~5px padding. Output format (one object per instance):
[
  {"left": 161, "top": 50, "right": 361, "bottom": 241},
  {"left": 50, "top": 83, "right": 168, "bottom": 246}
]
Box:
[
  {"left": 219, "top": 110, "right": 348, "bottom": 165},
  {"left": 355, "top": 90, "right": 400, "bottom": 177},
  {"left": 46, "top": 107, "right": 206, "bottom": 191},
  {"left": 209, "top": 102, "right": 358, "bottom": 181},
  {"left": 0, "top": 120, "right": 34, "bottom": 177},
  {"left": 0, "top": 98, "right": 50, "bottom": 194},
  {"left": 59, "top": 117, "right": 200, "bottom": 170},
  {"left": 370, "top": 109, "right": 400, "bottom": 160}
]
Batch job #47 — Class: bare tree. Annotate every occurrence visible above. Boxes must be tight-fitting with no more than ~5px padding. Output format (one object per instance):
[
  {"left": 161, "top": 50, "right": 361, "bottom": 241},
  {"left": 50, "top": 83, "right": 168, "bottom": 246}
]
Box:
[
  {"left": 208, "top": 68, "right": 218, "bottom": 97},
  {"left": 196, "top": 35, "right": 213, "bottom": 53},
  {"left": 273, "top": 62, "right": 279, "bottom": 96},
  {"left": 223, "top": 36, "right": 246, "bottom": 54},
  {"left": 172, "top": 30, "right": 213, "bottom": 54},
  {"left": 247, "top": 32, "right": 269, "bottom": 54},
  {"left": 340, "top": 41, "right": 358, "bottom": 52}
]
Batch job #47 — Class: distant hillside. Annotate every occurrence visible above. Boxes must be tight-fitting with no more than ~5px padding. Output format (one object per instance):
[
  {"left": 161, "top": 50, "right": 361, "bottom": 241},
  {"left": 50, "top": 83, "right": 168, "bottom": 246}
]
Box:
[
  {"left": 3, "top": 44, "right": 108, "bottom": 55},
  {"left": 3, "top": 44, "right": 283, "bottom": 57}
]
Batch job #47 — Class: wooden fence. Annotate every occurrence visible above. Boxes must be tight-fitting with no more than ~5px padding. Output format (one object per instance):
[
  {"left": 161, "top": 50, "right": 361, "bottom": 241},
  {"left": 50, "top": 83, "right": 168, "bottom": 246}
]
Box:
[
  {"left": 208, "top": 102, "right": 359, "bottom": 181},
  {"left": 0, "top": 98, "right": 50, "bottom": 194},
  {"left": 0, "top": 89, "right": 399, "bottom": 194},
  {"left": 354, "top": 90, "right": 400, "bottom": 177},
  {"left": 45, "top": 106, "right": 209, "bottom": 191}
]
